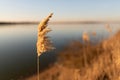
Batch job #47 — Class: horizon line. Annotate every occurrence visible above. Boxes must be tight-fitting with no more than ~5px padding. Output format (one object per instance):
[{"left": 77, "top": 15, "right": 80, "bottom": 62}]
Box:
[{"left": 0, "top": 21, "right": 120, "bottom": 25}]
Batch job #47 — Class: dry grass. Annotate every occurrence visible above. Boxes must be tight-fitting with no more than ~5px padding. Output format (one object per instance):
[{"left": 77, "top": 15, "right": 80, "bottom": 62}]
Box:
[{"left": 58, "top": 31, "right": 120, "bottom": 80}]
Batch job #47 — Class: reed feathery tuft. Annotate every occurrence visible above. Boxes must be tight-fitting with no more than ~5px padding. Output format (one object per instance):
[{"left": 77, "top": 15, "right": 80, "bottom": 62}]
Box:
[
  {"left": 82, "top": 32, "right": 90, "bottom": 43},
  {"left": 36, "top": 13, "right": 54, "bottom": 57}
]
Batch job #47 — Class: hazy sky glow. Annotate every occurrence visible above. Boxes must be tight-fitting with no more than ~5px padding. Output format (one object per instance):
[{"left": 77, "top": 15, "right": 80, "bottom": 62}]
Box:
[{"left": 0, "top": 0, "right": 120, "bottom": 22}]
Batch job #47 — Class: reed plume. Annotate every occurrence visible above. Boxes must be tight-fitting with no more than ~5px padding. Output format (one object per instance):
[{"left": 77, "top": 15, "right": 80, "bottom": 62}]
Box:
[
  {"left": 36, "top": 13, "right": 54, "bottom": 80},
  {"left": 82, "top": 32, "right": 90, "bottom": 44},
  {"left": 37, "top": 13, "right": 54, "bottom": 56}
]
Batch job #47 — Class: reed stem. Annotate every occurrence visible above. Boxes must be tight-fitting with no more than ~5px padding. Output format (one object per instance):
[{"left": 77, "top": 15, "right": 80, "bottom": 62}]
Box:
[{"left": 37, "top": 56, "right": 39, "bottom": 80}]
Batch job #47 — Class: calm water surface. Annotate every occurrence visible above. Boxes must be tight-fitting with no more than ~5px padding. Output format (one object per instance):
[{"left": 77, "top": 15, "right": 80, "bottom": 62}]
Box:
[{"left": 0, "top": 24, "right": 120, "bottom": 80}]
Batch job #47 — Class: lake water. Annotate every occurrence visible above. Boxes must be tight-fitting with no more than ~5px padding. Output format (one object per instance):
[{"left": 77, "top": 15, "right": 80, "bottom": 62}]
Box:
[{"left": 0, "top": 23, "right": 120, "bottom": 80}]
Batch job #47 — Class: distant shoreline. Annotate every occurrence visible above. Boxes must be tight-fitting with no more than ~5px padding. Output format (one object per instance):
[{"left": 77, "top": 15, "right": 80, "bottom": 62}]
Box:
[
  {"left": 0, "top": 22, "right": 38, "bottom": 25},
  {"left": 0, "top": 21, "right": 120, "bottom": 25}
]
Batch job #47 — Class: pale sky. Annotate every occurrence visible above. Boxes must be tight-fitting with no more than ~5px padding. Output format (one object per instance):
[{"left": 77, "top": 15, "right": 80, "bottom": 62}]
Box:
[{"left": 0, "top": 0, "right": 120, "bottom": 22}]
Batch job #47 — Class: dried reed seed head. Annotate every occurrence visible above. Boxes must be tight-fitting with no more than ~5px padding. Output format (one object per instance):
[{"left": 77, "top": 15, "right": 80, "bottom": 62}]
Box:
[
  {"left": 37, "top": 13, "right": 54, "bottom": 56},
  {"left": 82, "top": 32, "right": 90, "bottom": 43}
]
